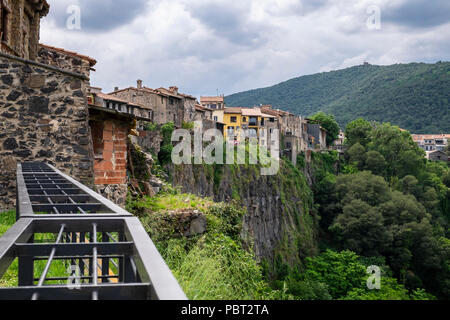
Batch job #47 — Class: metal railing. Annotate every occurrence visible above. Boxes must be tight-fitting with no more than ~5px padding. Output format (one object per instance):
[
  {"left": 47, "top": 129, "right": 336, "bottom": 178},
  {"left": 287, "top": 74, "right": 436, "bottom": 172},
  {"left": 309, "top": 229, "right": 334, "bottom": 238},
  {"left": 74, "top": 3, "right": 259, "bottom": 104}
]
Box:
[{"left": 0, "top": 162, "right": 187, "bottom": 300}]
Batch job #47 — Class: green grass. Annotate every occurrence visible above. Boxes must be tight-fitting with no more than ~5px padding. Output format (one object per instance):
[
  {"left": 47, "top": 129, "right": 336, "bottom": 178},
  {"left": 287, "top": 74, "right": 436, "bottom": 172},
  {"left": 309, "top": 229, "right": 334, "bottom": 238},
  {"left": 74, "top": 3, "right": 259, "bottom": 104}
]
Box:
[
  {"left": 130, "top": 193, "right": 214, "bottom": 213},
  {"left": 0, "top": 211, "right": 18, "bottom": 287},
  {"left": 0, "top": 212, "right": 85, "bottom": 287}
]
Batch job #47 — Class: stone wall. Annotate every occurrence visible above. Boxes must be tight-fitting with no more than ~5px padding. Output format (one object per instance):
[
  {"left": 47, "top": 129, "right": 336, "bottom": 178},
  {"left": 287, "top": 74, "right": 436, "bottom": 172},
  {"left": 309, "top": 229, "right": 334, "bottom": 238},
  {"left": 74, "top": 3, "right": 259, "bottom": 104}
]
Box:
[
  {"left": 1, "top": 0, "right": 49, "bottom": 60},
  {"left": 37, "top": 46, "right": 93, "bottom": 77},
  {"left": 0, "top": 52, "right": 94, "bottom": 211},
  {"left": 132, "top": 130, "right": 162, "bottom": 156},
  {"left": 110, "top": 88, "right": 198, "bottom": 128}
]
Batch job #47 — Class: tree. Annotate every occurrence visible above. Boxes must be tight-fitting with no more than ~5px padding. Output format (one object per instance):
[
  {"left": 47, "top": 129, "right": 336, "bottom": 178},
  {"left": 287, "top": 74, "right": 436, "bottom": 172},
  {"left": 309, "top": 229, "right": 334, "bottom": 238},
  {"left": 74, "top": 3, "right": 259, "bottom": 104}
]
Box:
[
  {"left": 343, "top": 277, "right": 434, "bottom": 300},
  {"left": 345, "top": 118, "right": 373, "bottom": 147},
  {"left": 310, "top": 112, "right": 340, "bottom": 147},
  {"left": 304, "top": 250, "right": 366, "bottom": 299},
  {"left": 368, "top": 123, "right": 425, "bottom": 178},
  {"left": 330, "top": 200, "right": 392, "bottom": 256},
  {"left": 365, "top": 151, "right": 387, "bottom": 176},
  {"left": 346, "top": 143, "right": 366, "bottom": 170},
  {"left": 335, "top": 171, "right": 391, "bottom": 207}
]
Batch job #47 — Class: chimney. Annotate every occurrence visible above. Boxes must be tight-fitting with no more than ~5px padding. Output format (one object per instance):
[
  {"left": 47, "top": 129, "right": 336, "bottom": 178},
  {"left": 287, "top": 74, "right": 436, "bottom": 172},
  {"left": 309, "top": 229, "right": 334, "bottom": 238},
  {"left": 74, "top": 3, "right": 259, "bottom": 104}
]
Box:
[
  {"left": 114, "top": 87, "right": 119, "bottom": 92},
  {"left": 169, "top": 86, "right": 178, "bottom": 94},
  {"left": 137, "top": 80, "right": 143, "bottom": 89}
]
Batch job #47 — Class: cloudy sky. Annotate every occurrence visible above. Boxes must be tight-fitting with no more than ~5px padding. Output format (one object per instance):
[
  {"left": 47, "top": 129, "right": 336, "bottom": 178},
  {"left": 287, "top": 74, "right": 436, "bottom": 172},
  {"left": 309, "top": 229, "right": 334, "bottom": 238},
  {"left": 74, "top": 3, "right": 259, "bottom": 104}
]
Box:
[{"left": 40, "top": 0, "right": 450, "bottom": 98}]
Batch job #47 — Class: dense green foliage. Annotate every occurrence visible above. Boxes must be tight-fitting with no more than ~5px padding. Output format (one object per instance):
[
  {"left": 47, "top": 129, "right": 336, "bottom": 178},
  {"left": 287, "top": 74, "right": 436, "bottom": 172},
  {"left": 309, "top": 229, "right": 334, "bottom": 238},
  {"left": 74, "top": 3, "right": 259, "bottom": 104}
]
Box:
[
  {"left": 226, "top": 62, "right": 450, "bottom": 133},
  {"left": 311, "top": 120, "right": 450, "bottom": 299},
  {"left": 158, "top": 122, "right": 175, "bottom": 165}
]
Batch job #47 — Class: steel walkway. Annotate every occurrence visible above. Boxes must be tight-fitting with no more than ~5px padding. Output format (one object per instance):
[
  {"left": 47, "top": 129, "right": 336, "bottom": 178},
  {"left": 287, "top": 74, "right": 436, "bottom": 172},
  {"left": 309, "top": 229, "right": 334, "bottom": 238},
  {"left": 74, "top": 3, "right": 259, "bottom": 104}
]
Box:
[{"left": 0, "top": 162, "right": 187, "bottom": 300}]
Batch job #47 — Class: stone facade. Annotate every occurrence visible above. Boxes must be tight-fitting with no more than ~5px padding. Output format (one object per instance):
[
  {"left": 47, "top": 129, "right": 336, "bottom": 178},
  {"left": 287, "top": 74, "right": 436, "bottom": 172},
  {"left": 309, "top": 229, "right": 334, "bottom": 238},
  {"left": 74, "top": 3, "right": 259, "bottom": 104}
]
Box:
[
  {"left": 0, "top": 0, "right": 49, "bottom": 60},
  {"left": 132, "top": 130, "right": 162, "bottom": 156},
  {"left": 0, "top": 52, "right": 94, "bottom": 210},
  {"left": 110, "top": 81, "right": 197, "bottom": 128},
  {"left": 37, "top": 44, "right": 96, "bottom": 78}
]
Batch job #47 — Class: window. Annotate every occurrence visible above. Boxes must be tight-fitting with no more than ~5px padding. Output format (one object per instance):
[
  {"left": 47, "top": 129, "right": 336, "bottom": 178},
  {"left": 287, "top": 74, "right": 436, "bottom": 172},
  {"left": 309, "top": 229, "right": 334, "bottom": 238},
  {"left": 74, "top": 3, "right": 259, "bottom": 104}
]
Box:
[
  {"left": 236, "top": 126, "right": 240, "bottom": 131},
  {"left": 270, "top": 118, "right": 275, "bottom": 123},
  {"left": 1, "top": 5, "right": 8, "bottom": 43},
  {"left": 242, "top": 117, "right": 247, "bottom": 123},
  {"left": 231, "top": 116, "right": 237, "bottom": 123},
  {"left": 214, "top": 116, "right": 218, "bottom": 122},
  {"left": 261, "top": 118, "right": 265, "bottom": 126},
  {"left": 169, "top": 98, "right": 174, "bottom": 105},
  {"left": 210, "top": 104, "right": 217, "bottom": 109},
  {"left": 249, "top": 117, "right": 257, "bottom": 126}
]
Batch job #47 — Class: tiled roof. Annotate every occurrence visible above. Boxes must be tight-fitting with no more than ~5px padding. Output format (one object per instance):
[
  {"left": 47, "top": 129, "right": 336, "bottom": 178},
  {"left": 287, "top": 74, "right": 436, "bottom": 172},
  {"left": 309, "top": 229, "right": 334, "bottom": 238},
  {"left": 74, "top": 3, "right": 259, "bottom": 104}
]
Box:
[
  {"left": 93, "top": 92, "right": 145, "bottom": 108},
  {"left": 224, "top": 107, "right": 243, "bottom": 114},
  {"left": 412, "top": 134, "right": 450, "bottom": 141},
  {"left": 200, "top": 96, "right": 225, "bottom": 103},
  {"left": 195, "top": 105, "right": 208, "bottom": 112},
  {"left": 39, "top": 43, "right": 97, "bottom": 66},
  {"left": 242, "top": 108, "right": 276, "bottom": 118}
]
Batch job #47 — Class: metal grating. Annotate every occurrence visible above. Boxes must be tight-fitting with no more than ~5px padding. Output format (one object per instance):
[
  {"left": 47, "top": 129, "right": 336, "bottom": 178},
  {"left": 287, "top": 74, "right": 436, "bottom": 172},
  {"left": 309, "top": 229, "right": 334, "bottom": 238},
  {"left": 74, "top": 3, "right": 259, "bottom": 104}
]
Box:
[{"left": 0, "top": 162, "right": 187, "bottom": 300}]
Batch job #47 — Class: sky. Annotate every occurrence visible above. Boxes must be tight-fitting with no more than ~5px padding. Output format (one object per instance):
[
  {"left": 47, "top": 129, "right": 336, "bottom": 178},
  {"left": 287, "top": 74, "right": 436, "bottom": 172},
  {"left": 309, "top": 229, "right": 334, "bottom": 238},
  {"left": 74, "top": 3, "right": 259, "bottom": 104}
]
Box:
[{"left": 40, "top": 0, "right": 450, "bottom": 98}]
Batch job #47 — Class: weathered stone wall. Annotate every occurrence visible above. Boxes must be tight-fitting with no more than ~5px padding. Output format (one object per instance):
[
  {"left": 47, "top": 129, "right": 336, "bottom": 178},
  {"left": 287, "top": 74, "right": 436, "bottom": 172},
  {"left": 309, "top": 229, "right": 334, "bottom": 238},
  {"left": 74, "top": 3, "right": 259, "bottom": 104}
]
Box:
[
  {"left": 37, "top": 46, "right": 92, "bottom": 77},
  {"left": 1, "top": 0, "right": 49, "bottom": 60},
  {"left": 183, "top": 98, "right": 197, "bottom": 123},
  {"left": 111, "top": 88, "right": 198, "bottom": 128},
  {"left": 0, "top": 53, "right": 94, "bottom": 211},
  {"left": 132, "top": 130, "right": 162, "bottom": 156}
]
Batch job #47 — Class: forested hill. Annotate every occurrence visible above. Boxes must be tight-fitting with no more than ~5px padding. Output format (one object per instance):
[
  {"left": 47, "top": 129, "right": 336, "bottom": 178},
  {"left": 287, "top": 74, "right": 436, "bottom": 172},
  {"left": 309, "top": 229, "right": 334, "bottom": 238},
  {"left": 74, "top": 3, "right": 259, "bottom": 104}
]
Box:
[{"left": 225, "top": 62, "right": 450, "bottom": 133}]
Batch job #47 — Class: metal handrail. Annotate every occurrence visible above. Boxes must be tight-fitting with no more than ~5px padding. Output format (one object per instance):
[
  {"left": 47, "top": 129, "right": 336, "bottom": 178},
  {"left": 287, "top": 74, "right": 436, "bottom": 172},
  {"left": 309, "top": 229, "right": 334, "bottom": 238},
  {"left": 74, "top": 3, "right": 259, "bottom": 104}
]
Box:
[{"left": 0, "top": 162, "right": 187, "bottom": 300}]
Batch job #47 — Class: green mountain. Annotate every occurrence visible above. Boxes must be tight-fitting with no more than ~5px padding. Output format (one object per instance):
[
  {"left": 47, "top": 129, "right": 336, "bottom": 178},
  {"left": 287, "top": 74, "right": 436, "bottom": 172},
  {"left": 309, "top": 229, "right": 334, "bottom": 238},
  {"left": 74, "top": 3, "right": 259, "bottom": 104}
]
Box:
[{"left": 225, "top": 62, "right": 450, "bottom": 133}]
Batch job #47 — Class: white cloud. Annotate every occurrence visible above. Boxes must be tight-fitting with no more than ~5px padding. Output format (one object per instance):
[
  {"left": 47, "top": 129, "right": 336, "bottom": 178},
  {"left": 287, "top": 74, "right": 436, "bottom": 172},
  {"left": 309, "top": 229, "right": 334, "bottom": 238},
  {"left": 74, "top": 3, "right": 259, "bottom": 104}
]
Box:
[{"left": 40, "top": 0, "right": 450, "bottom": 98}]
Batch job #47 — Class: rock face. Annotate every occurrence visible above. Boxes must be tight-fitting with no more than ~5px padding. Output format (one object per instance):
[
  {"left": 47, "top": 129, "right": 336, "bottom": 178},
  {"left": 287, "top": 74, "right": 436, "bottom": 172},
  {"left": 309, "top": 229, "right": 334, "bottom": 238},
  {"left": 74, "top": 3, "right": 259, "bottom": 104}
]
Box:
[
  {"left": 170, "top": 162, "right": 319, "bottom": 265},
  {"left": 0, "top": 54, "right": 94, "bottom": 210}
]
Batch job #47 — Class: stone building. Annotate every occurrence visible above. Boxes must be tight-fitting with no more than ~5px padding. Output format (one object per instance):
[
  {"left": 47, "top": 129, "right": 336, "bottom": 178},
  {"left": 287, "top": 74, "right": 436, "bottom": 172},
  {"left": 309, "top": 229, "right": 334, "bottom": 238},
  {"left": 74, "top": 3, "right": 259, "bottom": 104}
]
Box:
[
  {"left": 0, "top": 1, "right": 101, "bottom": 210},
  {"left": 412, "top": 134, "right": 449, "bottom": 152},
  {"left": 200, "top": 96, "right": 225, "bottom": 110},
  {"left": 260, "top": 105, "right": 305, "bottom": 165},
  {"left": 428, "top": 150, "right": 449, "bottom": 162},
  {"left": 0, "top": 0, "right": 49, "bottom": 60},
  {"left": 110, "top": 81, "right": 197, "bottom": 128}
]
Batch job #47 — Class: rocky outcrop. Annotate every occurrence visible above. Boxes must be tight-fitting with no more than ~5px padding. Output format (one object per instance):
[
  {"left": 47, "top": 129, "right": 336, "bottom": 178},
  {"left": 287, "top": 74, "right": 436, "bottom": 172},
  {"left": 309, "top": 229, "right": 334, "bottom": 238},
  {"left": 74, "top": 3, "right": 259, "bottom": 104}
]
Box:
[{"left": 169, "top": 162, "right": 319, "bottom": 266}]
